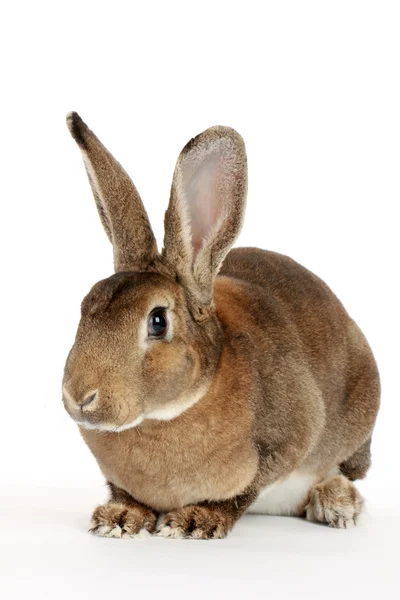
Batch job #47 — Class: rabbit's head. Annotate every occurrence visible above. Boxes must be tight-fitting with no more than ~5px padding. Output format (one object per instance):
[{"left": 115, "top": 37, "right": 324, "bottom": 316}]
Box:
[{"left": 62, "top": 113, "right": 247, "bottom": 432}]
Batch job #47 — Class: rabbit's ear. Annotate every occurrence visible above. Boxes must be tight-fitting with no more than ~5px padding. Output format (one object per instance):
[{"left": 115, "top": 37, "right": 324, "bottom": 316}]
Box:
[
  {"left": 162, "top": 126, "right": 247, "bottom": 318},
  {"left": 66, "top": 112, "right": 158, "bottom": 272}
]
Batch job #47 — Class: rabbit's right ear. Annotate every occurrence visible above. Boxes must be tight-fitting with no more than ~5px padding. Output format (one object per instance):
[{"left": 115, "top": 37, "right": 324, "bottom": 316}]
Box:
[
  {"left": 162, "top": 126, "right": 248, "bottom": 320},
  {"left": 66, "top": 112, "right": 158, "bottom": 273}
]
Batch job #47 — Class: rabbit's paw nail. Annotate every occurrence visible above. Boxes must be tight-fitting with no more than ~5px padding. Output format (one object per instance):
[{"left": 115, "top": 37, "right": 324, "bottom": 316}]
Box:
[
  {"left": 156, "top": 506, "right": 231, "bottom": 540},
  {"left": 305, "top": 475, "right": 363, "bottom": 529},
  {"left": 89, "top": 502, "right": 156, "bottom": 538},
  {"left": 90, "top": 523, "right": 122, "bottom": 538},
  {"left": 156, "top": 524, "right": 186, "bottom": 539}
]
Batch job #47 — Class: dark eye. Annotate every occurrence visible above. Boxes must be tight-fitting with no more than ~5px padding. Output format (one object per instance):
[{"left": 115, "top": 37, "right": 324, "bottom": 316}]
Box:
[{"left": 148, "top": 308, "right": 168, "bottom": 338}]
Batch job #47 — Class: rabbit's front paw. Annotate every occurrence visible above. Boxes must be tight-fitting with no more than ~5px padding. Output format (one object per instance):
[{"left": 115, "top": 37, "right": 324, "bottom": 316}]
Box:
[
  {"left": 305, "top": 475, "right": 363, "bottom": 528},
  {"left": 156, "top": 505, "right": 233, "bottom": 539},
  {"left": 89, "top": 502, "right": 157, "bottom": 538}
]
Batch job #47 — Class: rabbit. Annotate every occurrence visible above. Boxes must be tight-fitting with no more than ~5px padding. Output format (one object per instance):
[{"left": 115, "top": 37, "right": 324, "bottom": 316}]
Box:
[{"left": 62, "top": 112, "right": 380, "bottom": 539}]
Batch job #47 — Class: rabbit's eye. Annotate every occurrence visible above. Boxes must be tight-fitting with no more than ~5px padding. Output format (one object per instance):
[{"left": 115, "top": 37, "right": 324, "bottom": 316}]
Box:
[{"left": 148, "top": 308, "right": 168, "bottom": 338}]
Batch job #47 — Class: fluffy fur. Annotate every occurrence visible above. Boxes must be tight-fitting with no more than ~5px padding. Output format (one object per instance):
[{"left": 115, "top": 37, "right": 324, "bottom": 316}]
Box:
[{"left": 63, "top": 113, "right": 380, "bottom": 539}]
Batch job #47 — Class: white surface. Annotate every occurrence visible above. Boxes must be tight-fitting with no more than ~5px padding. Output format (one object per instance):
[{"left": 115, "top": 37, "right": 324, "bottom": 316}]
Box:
[
  {"left": 1, "top": 1, "right": 399, "bottom": 598},
  {"left": 0, "top": 475, "right": 397, "bottom": 600}
]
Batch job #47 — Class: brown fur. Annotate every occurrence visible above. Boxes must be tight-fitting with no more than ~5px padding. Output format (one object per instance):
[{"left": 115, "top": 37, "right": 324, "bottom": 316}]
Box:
[
  {"left": 156, "top": 487, "right": 259, "bottom": 539},
  {"left": 66, "top": 112, "right": 158, "bottom": 272},
  {"left": 79, "top": 336, "right": 259, "bottom": 512},
  {"left": 63, "top": 114, "right": 380, "bottom": 539}
]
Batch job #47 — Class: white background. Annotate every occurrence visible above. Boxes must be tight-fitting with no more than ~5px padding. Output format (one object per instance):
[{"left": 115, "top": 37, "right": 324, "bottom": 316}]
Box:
[{"left": 0, "top": 1, "right": 399, "bottom": 598}]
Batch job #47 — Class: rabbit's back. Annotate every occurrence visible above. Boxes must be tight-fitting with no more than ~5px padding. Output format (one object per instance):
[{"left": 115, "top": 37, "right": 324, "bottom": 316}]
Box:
[
  {"left": 219, "top": 247, "right": 367, "bottom": 374},
  {"left": 218, "top": 246, "right": 353, "bottom": 380},
  {"left": 217, "top": 247, "right": 380, "bottom": 473},
  {"left": 220, "top": 247, "right": 346, "bottom": 327}
]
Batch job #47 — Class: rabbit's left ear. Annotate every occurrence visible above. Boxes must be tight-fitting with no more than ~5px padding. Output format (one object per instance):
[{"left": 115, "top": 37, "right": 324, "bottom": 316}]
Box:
[{"left": 162, "top": 126, "right": 248, "bottom": 319}]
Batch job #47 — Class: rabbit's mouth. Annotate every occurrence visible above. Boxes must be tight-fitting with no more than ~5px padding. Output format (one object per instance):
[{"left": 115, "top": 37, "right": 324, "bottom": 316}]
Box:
[
  {"left": 75, "top": 413, "right": 144, "bottom": 433},
  {"left": 62, "top": 385, "right": 144, "bottom": 433}
]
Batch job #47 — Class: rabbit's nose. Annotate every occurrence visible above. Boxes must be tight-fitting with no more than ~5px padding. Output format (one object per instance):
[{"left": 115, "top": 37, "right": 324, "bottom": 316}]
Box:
[
  {"left": 62, "top": 386, "right": 98, "bottom": 410},
  {"left": 81, "top": 391, "right": 98, "bottom": 408}
]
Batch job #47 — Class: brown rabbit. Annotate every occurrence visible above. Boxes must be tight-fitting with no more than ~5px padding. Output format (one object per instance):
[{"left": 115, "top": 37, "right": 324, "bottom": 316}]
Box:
[{"left": 62, "top": 113, "right": 380, "bottom": 539}]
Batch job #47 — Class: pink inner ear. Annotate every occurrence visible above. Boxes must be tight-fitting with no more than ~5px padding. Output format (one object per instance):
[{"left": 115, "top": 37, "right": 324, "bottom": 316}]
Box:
[{"left": 184, "top": 150, "right": 225, "bottom": 256}]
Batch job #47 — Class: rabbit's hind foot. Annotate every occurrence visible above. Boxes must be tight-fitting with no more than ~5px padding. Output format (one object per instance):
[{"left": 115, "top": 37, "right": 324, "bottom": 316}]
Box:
[{"left": 305, "top": 474, "right": 363, "bottom": 529}]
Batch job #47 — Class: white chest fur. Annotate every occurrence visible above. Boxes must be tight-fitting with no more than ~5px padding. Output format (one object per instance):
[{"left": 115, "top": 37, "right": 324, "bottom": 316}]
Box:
[{"left": 247, "top": 471, "right": 318, "bottom": 515}]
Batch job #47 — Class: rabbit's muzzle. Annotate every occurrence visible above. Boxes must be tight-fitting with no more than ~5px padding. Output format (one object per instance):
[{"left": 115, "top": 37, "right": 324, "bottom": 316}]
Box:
[
  {"left": 62, "top": 374, "right": 144, "bottom": 433},
  {"left": 62, "top": 383, "right": 100, "bottom": 421},
  {"left": 63, "top": 387, "right": 98, "bottom": 410}
]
